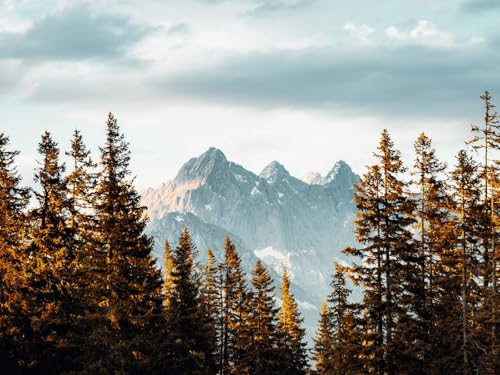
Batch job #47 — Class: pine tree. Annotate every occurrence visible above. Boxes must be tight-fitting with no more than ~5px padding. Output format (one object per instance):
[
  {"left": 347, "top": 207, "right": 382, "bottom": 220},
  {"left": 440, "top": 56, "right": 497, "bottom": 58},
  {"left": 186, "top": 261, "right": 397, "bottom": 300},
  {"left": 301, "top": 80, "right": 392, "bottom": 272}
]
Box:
[
  {"left": 467, "top": 91, "right": 500, "bottom": 374},
  {"left": 241, "top": 260, "right": 280, "bottom": 375},
  {"left": 220, "top": 237, "right": 251, "bottom": 375},
  {"left": 0, "top": 133, "right": 30, "bottom": 372},
  {"left": 26, "top": 131, "right": 78, "bottom": 373},
  {"left": 450, "top": 149, "right": 483, "bottom": 374},
  {"left": 344, "top": 129, "right": 416, "bottom": 375},
  {"left": 313, "top": 300, "right": 334, "bottom": 375},
  {"left": 201, "top": 249, "right": 222, "bottom": 374},
  {"left": 91, "top": 113, "right": 163, "bottom": 373},
  {"left": 277, "top": 269, "right": 307, "bottom": 375},
  {"left": 164, "top": 228, "right": 216, "bottom": 374},
  {"left": 467, "top": 91, "right": 500, "bottom": 289},
  {"left": 343, "top": 163, "right": 385, "bottom": 374},
  {"left": 327, "top": 263, "right": 362, "bottom": 375},
  {"left": 412, "top": 132, "right": 451, "bottom": 373}
]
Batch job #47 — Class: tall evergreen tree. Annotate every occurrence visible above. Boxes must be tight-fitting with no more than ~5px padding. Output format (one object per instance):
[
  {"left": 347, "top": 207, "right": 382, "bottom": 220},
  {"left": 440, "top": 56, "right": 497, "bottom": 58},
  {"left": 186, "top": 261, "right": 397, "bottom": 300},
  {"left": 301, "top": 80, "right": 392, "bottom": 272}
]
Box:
[
  {"left": 0, "top": 133, "right": 30, "bottom": 372},
  {"left": 220, "top": 237, "right": 251, "bottom": 375},
  {"left": 412, "top": 132, "right": 451, "bottom": 373},
  {"left": 163, "top": 229, "right": 216, "bottom": 374},
  {"left": 277, "top": 269, "right": 307, "bottom": 375},
  {"left": 344, "top": 129, "right": 416, "bottom": 375},
  {"left": 59, "top": 130, "right": 103, "bottom": 374},
  {"left": 467, "top": 91, "right": 500, "bottom": 373},
  {"left": 343, "top": 163, "right": 385, "bottom": 374},
  {"left": 201, "top": 249, "right": 222, "bottom": 374},
  {"left": 312, "top": 300, "right": 334, "bottom": 375},
  {"left": 27, "top": 131, "right": 77, "bottom": 373},
  {"left": 91, "top": 113, "right": 163, "bottom": 373},
  {"left": 327, "top": 263, "right": 362, "bottom": 375},
  {"left": 241, "top": 260, "right": 280, "bottom": 375},
  {"left": 450, "top": 149, "right": 482, "bottom": 374},
  {"left": 467, "top": 91, "right": 499, "bottom": 289}
]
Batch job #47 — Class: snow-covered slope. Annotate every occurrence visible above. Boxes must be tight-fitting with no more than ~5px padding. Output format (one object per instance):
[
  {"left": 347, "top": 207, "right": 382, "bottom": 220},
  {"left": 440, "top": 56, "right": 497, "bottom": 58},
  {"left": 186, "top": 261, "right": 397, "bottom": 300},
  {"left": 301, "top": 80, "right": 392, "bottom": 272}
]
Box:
[{"left": 142, "top": 147, "right": 359, "bottom": 340}]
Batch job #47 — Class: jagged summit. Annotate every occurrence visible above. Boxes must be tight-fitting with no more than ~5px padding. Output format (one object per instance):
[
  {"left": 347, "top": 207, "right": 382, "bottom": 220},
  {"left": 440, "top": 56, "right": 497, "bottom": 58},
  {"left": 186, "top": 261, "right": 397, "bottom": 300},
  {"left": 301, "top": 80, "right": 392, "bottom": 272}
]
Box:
[
  {"left": 324, "top": 160, "right": 354, "bottom": 184},
  {"left": 142, "top": 148, "right": 359, "bottom": 341},
  {"left": 259, "top": 160, "right": 290, "bottom": 184},
  {"left": 174, "top": 147, "right": 228, "bottom": 184}
]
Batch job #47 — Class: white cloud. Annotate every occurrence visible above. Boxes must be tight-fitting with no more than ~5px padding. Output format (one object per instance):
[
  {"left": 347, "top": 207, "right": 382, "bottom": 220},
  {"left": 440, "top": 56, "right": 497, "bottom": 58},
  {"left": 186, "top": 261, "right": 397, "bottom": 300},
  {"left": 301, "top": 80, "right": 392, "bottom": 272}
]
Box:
[
  {"left": 0, "top": 17, "right": 31, "bottom": 32},
  {"left": 385, "top": 20, "right": 454, "bottom": 47},
  {"left": 343, "top": 23, "right": 375, "bottom": 43}
]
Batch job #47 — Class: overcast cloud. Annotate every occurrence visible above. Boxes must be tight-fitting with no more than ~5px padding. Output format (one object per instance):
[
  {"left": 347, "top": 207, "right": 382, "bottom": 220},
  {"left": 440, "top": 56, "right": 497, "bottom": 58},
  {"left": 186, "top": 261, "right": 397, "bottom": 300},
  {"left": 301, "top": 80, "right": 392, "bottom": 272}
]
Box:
[{"left": 0, "top": 0, "right": 497, "bottom": 188}]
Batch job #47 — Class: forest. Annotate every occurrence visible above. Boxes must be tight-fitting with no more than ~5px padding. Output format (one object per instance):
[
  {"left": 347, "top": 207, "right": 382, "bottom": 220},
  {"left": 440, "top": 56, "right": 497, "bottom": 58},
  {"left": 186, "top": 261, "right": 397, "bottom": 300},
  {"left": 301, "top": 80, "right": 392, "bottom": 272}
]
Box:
[{"left": 0, "top": 91, "right": 498, "bottom": 375}]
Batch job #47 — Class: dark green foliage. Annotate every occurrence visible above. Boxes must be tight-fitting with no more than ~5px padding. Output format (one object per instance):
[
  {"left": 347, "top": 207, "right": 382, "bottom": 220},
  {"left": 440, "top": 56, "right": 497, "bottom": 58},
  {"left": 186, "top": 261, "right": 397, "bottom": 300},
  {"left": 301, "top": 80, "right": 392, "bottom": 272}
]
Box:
[
  {"left": 240, "top": 260, "right": 280, "bottom": 375},
  {"left": 89, "top": 113, "right": 163, "bottom": 374},
  {"left": 312, "top": 300, "right": 334, "bottom": 375},
  {"left": 26, "top": 131, "right": 78, "bottom": 373},
  {"left": 344, "top": 129, "right": 417, "bottom": 375},
  {"left": 201, "top": 249, "right": 222, "bottom": 373},
  {"left": 163, "top": 228, "right": 216, "bottom": 374},
  {"left": 220, "top": 237, "right": 251, "bottom": 374}
]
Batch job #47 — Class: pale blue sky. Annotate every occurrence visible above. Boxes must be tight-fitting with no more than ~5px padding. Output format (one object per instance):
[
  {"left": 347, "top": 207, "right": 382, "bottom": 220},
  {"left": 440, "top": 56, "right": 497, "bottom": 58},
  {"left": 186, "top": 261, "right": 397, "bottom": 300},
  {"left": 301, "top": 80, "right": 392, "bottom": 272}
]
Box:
[{"left": 0, "top": 0, "right": 498, "bottom": 188}]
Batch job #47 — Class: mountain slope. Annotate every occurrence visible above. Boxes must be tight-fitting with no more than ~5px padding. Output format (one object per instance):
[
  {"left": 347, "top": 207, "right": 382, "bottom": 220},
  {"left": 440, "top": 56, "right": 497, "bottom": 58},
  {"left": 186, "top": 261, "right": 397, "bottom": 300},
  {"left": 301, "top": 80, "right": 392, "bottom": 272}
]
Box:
[{"left": 141, "top": 147, "right": 359, "bottom": 339}]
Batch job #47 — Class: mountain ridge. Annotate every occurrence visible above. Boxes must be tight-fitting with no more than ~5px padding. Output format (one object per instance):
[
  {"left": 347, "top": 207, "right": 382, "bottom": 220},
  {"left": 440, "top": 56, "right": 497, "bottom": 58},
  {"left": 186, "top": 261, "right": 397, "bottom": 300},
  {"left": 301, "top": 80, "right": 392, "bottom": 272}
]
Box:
[{"left": 141, "top": 147, "right": 360, "bottom": 341}]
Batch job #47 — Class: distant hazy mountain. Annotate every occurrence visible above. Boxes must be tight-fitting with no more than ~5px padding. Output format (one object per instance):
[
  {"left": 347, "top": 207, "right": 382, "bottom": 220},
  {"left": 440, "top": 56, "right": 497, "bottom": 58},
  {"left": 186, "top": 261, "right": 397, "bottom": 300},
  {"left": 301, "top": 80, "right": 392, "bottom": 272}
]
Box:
[{"left": 141, "top": 147, "right": 359, "bottom": 340}]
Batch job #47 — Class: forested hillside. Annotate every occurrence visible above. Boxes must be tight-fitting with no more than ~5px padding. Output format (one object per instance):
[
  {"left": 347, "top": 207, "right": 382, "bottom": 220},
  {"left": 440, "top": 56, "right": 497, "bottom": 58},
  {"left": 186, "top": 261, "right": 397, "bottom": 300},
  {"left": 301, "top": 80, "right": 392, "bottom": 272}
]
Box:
[{"left": 0, "top": 92, "right": 498, "bottom": 374}]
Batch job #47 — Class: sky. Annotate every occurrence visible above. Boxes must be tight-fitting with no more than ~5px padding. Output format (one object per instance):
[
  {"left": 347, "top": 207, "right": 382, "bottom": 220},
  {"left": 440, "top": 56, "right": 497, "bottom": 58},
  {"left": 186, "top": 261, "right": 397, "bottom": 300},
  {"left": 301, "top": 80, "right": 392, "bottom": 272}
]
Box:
[{"left": 0, "top": 0, "right": 499, "bottom": 189}]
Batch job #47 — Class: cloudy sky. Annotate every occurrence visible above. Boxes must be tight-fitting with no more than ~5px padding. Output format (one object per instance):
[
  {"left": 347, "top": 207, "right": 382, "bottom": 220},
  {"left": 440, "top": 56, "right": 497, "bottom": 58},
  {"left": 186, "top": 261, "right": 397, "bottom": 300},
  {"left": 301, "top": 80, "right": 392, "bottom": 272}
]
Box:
[{"left": 1, "top": 0, "right": 498, "bottom": 188}]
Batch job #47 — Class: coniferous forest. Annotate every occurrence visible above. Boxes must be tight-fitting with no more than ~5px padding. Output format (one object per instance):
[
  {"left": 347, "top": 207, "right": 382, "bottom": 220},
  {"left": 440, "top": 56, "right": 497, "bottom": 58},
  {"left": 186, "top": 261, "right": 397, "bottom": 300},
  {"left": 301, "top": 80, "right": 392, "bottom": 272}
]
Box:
[{"left": 0, "top": 92, "right": 498, "bottom": 374}]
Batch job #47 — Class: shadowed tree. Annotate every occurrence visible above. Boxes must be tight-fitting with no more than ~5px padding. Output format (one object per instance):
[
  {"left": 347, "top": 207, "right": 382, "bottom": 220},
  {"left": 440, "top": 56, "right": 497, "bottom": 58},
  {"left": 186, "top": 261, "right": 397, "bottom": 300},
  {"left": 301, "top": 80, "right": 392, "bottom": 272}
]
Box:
[
  {"left": 90, "top": 113, "right": 163, "bottom": 373},
  {"left": 0, "top": 133, "right": 30, "bottom": 373},
  {"left": 344, "top": 129, "right": 416, "bottom": 375},
  {"left": 163, "top": 229, "right": 216, "bottom": 374}
]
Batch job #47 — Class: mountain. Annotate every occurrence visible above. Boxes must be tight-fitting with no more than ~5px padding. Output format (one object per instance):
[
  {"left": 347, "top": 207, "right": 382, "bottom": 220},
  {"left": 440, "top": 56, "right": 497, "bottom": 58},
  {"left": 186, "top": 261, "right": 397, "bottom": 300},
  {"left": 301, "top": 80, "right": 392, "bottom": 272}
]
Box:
[
  {"left": 301, "top": 171, "right": 323, "bottom": 185},
  {"left": 141, "top": 147, "right": 359, "bottom": 340}
]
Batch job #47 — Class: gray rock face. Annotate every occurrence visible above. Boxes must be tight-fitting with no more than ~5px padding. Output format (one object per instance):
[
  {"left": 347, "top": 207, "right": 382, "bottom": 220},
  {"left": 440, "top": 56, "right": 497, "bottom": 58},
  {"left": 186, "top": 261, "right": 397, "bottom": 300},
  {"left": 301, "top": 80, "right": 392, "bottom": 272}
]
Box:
[{"left": 142, "top": 147, "right": 359, "bottom": 341}]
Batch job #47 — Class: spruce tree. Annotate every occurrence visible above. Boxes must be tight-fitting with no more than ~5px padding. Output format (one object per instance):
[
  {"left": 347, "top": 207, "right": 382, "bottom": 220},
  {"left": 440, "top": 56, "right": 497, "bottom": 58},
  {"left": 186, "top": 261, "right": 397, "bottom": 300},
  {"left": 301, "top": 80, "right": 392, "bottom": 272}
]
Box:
[
  {"left": 344, "top": 129, "right": 416, "bottom": 375},
  {"left": 343, "top": 163, "right": 385, "bottom": 374},
  {"left": 0, "top": 133, "right": 30, "bottom": 372},
  {"left": 313, "top": 300, "right": 334, "bottom": 375},
  {"left": 62, "top": 129, "right": 101, "bottom": 372},
  {"left": 242, "top": 260, "right": 280, "bottom": 375},
  {"left": 412, "top": 132, "right": 451, "bottom": 373},
  {"left": 450, "top": 149, "right": 482, "bottom": 374},
  {"left": 201, "top": 249, "right": 222, "bottom": 374},
  {"left": 467, "top": 91, "right": 500, "bottom": 373},
  {"left": 164, "top": 228, "right": 216, "bottom": 374},
  {"left": 467, "top": 91, "right": 499, "bottom": 289},
  {"left": 27, "top": 131, "right": 78, "bottom": 373},
  {"left": 277, "top": 269, "right": 307, "bottom": 375},
  {"left": 220, "top": 237, "right": 251, "bottom": 375},
  {"left": 327, "top": 263, "right": 362, "bottom": 375},
  {"left": 91, "top": 113, "right": 163, "bottom": 373}
]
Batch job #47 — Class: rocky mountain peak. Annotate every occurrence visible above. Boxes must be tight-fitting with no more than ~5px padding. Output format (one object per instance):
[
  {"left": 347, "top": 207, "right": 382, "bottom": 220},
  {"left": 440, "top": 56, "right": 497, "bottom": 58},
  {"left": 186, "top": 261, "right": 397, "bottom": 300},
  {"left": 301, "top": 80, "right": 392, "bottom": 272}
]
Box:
[
  {"left": 174, "top": 147, "right": 228, "bottom": 184},
  {"left": 259, "top": 160, "right": 290, "bottom": 184},
  {"left": 324, "top": 160, "right": 355, "bottom": 184}
]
